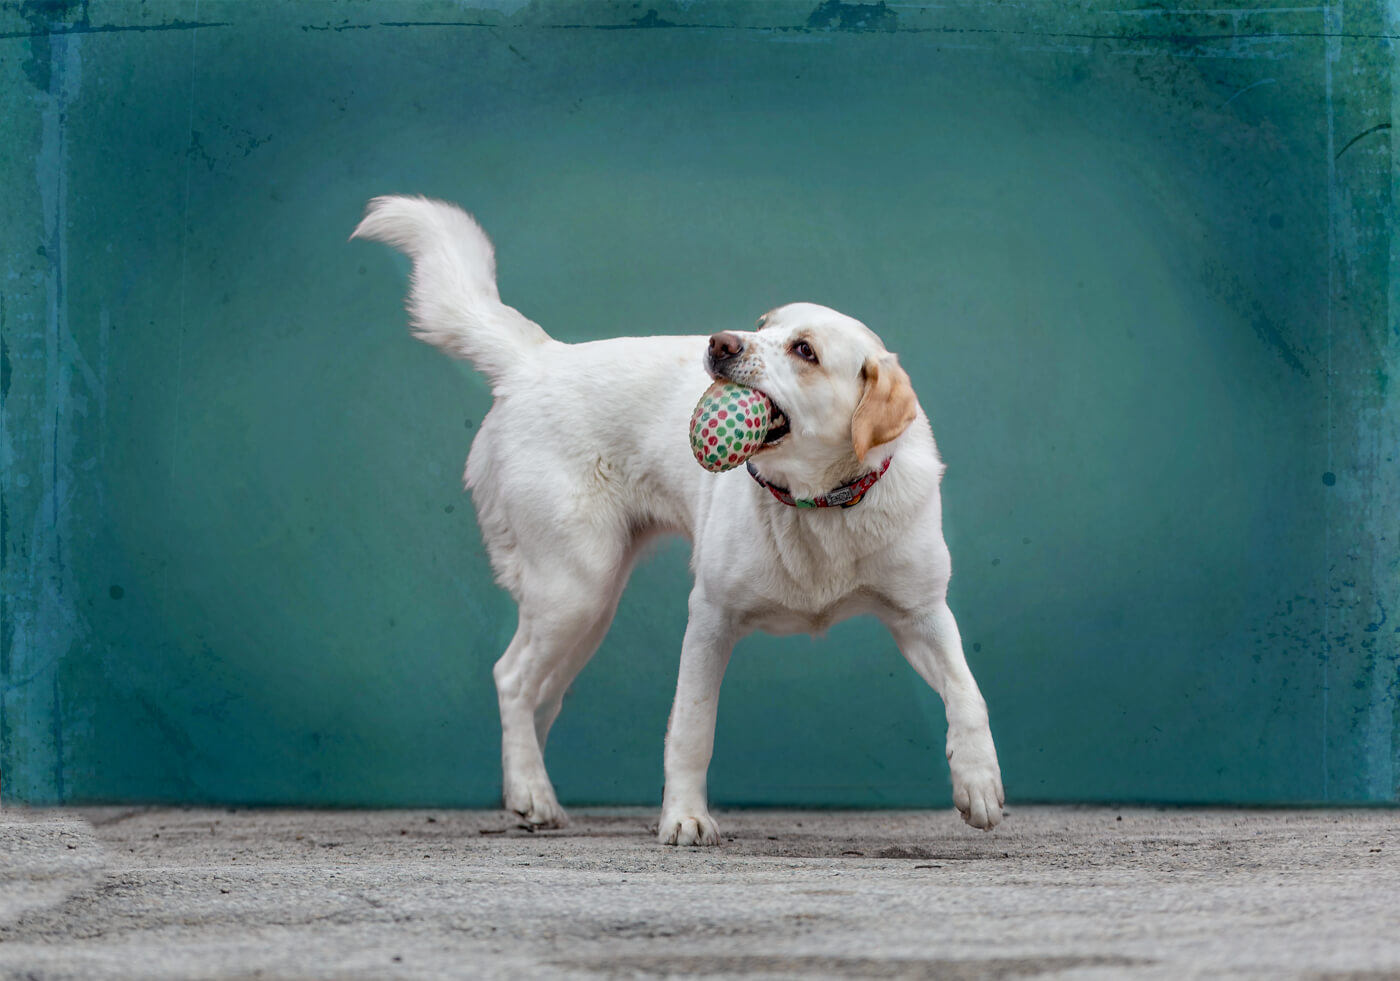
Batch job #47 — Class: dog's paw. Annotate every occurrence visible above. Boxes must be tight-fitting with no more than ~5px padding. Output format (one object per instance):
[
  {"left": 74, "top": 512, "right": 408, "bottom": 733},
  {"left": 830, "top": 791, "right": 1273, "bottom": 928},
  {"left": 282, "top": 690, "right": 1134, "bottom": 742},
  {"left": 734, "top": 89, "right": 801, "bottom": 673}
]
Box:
[
  {"left": 948, "top": 730, "right": 1004, "bottom": 831},
  {"left": 951, "top": 764, "right": 1004, "bottom": 830},
  {"left": 504, "top": 780, "right": 568, "bottom": 830},
  {"left": 657, "top": 812, "right": 721, "bottom": 846}
]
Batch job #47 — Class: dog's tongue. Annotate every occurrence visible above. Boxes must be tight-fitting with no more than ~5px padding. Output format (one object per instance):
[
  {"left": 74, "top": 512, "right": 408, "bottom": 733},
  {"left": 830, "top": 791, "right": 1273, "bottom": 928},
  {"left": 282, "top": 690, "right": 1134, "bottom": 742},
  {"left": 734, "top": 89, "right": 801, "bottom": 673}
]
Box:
[{"left": 690, "top": 380, "right": 773, "bottom": 473}]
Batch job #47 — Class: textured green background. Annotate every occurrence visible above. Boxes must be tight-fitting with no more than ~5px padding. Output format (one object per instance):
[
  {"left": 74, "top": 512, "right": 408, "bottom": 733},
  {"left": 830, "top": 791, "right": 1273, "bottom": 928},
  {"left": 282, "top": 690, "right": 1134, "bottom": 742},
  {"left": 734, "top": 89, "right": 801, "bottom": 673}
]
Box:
[{"left": 1, "top": 0, "right": 1396, "bottom": 807}]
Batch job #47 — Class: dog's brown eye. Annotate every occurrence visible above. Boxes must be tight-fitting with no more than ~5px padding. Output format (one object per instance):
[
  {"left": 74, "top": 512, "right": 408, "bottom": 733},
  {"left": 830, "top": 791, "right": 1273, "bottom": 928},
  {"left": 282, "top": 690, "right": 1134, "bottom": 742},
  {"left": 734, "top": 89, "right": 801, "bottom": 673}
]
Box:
[{"left": 792, "top": 340, "right": 818, "bottom": 364}]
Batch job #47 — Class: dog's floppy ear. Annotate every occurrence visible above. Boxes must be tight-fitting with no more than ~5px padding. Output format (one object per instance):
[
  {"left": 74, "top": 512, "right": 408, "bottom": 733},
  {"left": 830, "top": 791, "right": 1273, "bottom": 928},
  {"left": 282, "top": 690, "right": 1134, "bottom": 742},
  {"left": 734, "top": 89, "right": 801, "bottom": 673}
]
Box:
[{"left": 851, "top": 354, "right": 918, "bottom": 461}]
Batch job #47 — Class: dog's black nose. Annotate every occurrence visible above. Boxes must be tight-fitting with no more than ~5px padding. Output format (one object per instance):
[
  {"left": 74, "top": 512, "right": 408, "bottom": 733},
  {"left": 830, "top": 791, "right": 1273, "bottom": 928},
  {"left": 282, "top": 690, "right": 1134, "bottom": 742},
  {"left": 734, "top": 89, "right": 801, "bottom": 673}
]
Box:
[{"left": 708, "top": 332, "right": 744, "bottom": 363}]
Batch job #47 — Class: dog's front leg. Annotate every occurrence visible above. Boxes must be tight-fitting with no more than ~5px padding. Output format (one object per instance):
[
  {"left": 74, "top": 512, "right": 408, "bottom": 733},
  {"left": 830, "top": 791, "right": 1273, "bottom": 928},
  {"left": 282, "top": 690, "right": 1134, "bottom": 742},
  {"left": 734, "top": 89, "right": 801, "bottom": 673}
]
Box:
[
  {"left": 658, "top": 591, "right": 737, "bottom": 846},
  {"left": 889, "top": 603, "right": 1005, "bottom": 830}
]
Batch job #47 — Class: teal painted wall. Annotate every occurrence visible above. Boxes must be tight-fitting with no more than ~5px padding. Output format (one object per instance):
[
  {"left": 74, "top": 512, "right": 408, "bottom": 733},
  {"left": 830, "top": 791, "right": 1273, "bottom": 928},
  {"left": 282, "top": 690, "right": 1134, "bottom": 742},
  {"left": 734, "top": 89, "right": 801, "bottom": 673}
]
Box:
[{"left": 1, "top": 0, "right": 1396, "bottom": 807}]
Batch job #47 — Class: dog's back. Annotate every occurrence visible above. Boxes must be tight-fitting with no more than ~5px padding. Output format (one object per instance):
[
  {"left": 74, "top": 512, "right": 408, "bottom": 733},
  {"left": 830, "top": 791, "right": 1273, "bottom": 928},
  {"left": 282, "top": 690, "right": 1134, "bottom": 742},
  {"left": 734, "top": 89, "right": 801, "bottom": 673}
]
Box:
[{"left": 464, "top": 332, "right": 711, "bottom": 582}]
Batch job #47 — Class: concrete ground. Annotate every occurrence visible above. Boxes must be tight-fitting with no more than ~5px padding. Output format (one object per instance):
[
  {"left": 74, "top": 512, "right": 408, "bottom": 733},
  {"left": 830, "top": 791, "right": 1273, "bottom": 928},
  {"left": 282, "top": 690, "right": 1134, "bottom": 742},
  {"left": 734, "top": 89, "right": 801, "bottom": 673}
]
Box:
[{"left": 1, "top": 806, "right": 1397, "bottom": 980}]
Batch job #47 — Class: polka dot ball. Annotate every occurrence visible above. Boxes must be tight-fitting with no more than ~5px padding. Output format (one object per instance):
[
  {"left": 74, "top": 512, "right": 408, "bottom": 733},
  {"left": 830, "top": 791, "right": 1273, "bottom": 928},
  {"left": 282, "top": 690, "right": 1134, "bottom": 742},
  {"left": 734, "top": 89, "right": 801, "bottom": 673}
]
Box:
[{"left": 689, "top": 380, "right": 773, "bottom": 473}]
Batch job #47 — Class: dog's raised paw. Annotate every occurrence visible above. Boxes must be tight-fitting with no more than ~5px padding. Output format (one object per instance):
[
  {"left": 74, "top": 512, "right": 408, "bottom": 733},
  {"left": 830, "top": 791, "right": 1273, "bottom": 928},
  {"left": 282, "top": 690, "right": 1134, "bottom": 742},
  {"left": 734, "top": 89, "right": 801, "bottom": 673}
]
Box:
[{"left": 657, "top": 813, "right": 721, "bottom": 846}]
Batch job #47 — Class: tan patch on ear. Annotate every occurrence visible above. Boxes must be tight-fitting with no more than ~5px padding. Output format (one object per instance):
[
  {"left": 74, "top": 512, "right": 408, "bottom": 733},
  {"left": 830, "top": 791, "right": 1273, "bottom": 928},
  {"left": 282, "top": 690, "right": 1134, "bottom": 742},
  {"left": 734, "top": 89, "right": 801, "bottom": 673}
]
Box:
[{"left": 851, "top": 354, "right": 918, "bottom": 460}]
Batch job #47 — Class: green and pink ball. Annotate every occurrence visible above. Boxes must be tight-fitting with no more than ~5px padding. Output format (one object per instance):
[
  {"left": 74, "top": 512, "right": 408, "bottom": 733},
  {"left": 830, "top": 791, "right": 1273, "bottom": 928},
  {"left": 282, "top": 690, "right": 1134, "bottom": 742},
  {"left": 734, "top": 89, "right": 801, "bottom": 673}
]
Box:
[{"left": 689, "top": 380, "right": 773, "bottom": 473}]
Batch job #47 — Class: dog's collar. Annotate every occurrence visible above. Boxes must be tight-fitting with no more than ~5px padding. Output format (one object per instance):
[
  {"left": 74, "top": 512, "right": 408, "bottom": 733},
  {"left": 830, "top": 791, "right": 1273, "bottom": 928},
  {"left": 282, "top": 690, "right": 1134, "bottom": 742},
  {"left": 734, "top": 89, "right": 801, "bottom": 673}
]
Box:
[{"left": 745, "top": 458, "right": 891, "bottom": 509}]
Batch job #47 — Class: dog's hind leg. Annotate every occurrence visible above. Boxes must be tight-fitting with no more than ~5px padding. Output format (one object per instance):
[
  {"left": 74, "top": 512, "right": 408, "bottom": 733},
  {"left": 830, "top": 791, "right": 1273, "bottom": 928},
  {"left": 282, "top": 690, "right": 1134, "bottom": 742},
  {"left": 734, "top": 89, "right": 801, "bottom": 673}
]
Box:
[
  {"left": 492, "top": 550, "right": 630, "bottom": 829},
  {"left": 532, "top": 572, "right": 628, "bottom": 752}
]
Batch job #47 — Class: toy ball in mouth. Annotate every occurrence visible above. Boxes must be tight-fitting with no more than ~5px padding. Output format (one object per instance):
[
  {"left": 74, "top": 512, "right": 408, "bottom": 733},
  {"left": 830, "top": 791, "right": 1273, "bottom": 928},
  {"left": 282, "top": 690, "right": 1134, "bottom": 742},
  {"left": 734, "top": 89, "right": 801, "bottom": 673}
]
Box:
[{"left": 689, "top": 380, "right": 775, "bottom": 473}]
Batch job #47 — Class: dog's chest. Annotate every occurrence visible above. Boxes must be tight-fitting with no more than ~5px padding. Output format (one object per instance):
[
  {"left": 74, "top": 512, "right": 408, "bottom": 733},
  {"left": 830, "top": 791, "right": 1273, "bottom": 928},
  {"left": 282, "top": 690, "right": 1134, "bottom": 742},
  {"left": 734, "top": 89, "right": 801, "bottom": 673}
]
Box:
[{"left": 727, "top": 540, "right": 890, "bottom": 635}]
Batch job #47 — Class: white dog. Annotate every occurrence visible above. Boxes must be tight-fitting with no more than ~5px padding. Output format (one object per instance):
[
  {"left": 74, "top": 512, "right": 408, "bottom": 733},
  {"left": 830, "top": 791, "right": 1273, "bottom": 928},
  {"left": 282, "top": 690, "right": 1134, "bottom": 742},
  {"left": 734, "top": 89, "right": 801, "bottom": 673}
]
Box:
[{"left": 352, "top": 197, "right": 1004, "bottom": 845}]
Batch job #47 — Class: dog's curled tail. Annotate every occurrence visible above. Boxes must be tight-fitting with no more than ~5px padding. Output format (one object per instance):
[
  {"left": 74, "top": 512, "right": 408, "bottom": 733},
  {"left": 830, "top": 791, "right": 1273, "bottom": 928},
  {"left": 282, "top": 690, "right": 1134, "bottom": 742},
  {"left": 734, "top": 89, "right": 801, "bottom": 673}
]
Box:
[{"left": 351, "top": 195, "right": 552, "bottom": 384}]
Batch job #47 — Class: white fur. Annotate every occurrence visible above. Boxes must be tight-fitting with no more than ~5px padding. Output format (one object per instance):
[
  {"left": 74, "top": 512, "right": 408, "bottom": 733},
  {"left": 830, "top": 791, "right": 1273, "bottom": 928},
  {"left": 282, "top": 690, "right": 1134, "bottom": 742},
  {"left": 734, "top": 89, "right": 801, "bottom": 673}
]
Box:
[{"left": 352, "top": 196, "right": 1004, "bottom": 844}]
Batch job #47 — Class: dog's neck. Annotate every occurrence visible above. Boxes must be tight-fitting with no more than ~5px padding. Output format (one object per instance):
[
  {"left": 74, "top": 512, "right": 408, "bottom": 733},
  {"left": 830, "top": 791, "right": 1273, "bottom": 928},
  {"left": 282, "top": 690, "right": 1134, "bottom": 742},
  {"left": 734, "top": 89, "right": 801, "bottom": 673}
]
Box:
[{"left": 747, "top": 444, "right": 889, "bottom": 504}]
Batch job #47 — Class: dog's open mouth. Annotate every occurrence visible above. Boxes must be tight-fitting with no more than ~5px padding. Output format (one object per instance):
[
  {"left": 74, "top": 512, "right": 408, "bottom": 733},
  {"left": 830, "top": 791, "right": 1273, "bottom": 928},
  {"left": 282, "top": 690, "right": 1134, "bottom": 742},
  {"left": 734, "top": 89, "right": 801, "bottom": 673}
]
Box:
[{"left": 759, "top": 393, "right": 791, "bottom": 449}]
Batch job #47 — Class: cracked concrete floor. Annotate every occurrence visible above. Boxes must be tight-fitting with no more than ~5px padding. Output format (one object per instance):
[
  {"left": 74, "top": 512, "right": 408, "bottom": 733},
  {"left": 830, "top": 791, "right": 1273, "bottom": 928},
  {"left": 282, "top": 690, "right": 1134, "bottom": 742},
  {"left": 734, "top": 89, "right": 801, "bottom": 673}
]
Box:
[{"left": 1, "top": 805, "right": 1398, "bottom": 980}]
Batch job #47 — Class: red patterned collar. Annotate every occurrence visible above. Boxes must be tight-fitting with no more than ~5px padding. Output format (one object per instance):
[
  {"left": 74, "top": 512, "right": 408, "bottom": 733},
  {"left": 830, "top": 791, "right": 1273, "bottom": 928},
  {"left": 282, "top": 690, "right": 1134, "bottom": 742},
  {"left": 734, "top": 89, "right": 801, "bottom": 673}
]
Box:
[{"left": 745, "top": 458, "right": 892, "bottom": 509}]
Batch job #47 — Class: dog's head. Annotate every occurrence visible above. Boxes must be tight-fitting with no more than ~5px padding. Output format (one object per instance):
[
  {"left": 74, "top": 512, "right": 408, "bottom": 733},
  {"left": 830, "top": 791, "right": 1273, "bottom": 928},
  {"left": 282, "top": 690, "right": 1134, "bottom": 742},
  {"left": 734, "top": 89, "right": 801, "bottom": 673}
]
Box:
[{"left": 706, "top": 302, "right": 918, "bottom": 497}]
